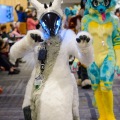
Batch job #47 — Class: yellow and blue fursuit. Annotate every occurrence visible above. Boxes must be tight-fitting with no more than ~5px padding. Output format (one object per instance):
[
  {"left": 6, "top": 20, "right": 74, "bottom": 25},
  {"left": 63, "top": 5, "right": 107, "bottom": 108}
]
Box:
[{"left": 82, "top": 0, "right": 120, "bottom": 120}]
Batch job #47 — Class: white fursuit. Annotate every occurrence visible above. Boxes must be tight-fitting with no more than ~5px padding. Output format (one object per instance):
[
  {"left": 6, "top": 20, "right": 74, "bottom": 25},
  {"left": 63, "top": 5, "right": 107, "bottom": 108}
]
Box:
[{"left": 9, "top": 0, "right": 94, "bottom": 120}]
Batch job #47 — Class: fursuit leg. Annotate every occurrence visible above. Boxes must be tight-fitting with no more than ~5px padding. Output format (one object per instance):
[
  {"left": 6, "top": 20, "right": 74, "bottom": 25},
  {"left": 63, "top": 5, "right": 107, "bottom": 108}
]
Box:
[
  {"left": 72, "top": 75, "right": 80, "bottom": 120},
  {"left": 94, "top": 85, "right": 107, "bottom": 120},
  {"left": 22, "top": 69, "right": 36, "bottom": 120},
  {"left": 102, "top": 89, "right": 116, "bottom": 120}
]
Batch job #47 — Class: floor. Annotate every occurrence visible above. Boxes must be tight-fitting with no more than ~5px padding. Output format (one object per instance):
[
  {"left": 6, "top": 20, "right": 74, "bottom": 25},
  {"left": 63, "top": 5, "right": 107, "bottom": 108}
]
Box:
[{"left": 0, "top": 53, "right": 120, "bottom": 120}]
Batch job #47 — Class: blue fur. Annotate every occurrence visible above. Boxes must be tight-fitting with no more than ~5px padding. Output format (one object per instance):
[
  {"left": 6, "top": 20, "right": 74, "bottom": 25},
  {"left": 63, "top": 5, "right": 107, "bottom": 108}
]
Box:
[
  {"left": 64, "top": 7, "right": 77, "bottom": 18},
  {"left": 85, "top": 0, "right": 117, "bottom": 14},
  {"left": 82, "top": 0, "right": 120, "bottom": 90}
]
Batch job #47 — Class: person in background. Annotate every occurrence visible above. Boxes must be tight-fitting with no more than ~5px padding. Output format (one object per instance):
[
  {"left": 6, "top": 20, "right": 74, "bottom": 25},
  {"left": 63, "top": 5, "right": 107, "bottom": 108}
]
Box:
[
  {"left": 0, "top": 39, "right": 20, "bottom": 74},
  {"left": 115, "top": 8, "right": 120, "bottom": 18},
  {"left": 15, "top": 3, "right": 27, "bottom": 22},
  {"left": 9, "top": 22, "right": 24, "bottom": 40},
  {"left": 114, "top": 8, "right": 120, "bottom": 27},
  {"left": 0, "top": 86, "right": 3, "bottom": 94},
  {"left": 0, "top": 25, "right": 10, "bottom": 39},
  {"left": 26, "top": 11, "right": 39, "bottom": 30},
  {"left": 77, "top": 0, "right": 87, "bottom": 17},
  {"left": 0, "top": 65, "right": 5, "bottom": 94},
  {"left": 32, "top": 9, "right": 40, "bottom": 29}
]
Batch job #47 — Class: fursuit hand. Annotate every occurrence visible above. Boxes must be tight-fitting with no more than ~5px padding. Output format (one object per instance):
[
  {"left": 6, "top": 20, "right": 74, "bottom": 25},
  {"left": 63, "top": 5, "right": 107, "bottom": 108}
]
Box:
[
  {"left": 30, "top": 33, "right": 44, "bottom": 42},
  {"left": 76, "top": 31, "right": 92, "bottom": 48}
]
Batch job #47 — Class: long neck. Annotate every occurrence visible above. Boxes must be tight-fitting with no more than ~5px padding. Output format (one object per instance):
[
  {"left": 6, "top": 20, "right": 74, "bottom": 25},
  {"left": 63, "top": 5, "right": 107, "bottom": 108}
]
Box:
[
  {"left": 49, "top": 43, "right": 71, "bottom": 79},
  {"left": 43, "top": 36, "right": 61, "bottom": 80}
]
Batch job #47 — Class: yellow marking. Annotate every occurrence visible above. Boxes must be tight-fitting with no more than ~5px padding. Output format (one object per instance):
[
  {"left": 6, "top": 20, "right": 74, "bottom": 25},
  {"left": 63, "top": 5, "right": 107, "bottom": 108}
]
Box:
[
  {"left": 114, "top": 45, "right": 120, "bottom": 50},
  {"left": 81, "top": 26, "right": 84, "bottom": 30},
  {"left": 88, "top": 21, "right": 113, "bottom": 67},
  {"left": 89, "top": 8, "right": 98, "bottom": 14},
  {"left": 74, "top": 58, "right": 79, "bottom": 62},
  {"left": 69, "top": 7, "right": 73, "bottom": 10},
  {"left": 108, "top": 57, "right": 113, "bottom": 61},
  {"left": 83, "top": 19, "right": 87, "bottom": 23}
]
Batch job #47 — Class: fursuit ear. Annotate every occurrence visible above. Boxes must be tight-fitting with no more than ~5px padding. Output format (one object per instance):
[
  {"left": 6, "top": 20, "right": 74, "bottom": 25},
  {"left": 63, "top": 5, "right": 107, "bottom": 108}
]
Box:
[
  {"left": 30, "top": 0, "right": 45, "bottom": 19},
  {"left": 52, "top": 0, "right": 62, "bottom": 8},
  {"left": 30, "top": 0, "right": 44, "bottom": 11},
  {"left": 49, "top": 2, "right": 52, "bottom": 7},
  {"left": 64, "top": 7, "right": 71, "bottom": 18},
  {"left": 44, "top": 3, "right": 48, "bottom": 9}
]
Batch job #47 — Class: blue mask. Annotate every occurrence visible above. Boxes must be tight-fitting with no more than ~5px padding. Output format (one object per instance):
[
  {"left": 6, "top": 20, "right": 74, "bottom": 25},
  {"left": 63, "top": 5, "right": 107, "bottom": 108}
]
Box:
[{"left": 40, "top": 12, "right": 62, "bottom": 37}]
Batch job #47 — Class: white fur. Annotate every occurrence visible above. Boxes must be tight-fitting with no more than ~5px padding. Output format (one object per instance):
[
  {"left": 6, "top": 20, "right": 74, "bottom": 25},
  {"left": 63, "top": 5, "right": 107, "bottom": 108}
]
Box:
[
  {"left": 76, "top": 31, "right": 94, "bottom": 66},
  {"left": 81, "top": 79, "right": 91, "bottom": 87},
  {"left": 10, "top": 0, "right": 93, "bottom": 119},
  {"left": 9, "top": 30, "right": 44, "bottom": 64},
  {"left": 10, "top": 29, "right": 93, "bottom": 120},
  {"left": 30, "top": 0, "right": 63, "bottom": 20},
  {"left": 30, "top": 0, "right": 45, "bottom": 19}
]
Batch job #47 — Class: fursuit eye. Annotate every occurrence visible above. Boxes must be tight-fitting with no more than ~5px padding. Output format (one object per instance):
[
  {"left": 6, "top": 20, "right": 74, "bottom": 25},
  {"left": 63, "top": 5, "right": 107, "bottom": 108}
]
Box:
[
  {"left": 92, "top": 0, "right": 99, "bottom": 7},
  {"left": 104, "top": 0, "right": 110, "bottom": 7}
]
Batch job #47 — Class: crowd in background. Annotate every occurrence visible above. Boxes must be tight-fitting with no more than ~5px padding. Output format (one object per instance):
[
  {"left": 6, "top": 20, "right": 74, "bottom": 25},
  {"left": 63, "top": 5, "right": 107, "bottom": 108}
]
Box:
[
  {"left": 0, "top": 3, "right": 40, "bottom": 92},
  {"left": 0, "top": 4, "right": 40, "bottom": 72}
]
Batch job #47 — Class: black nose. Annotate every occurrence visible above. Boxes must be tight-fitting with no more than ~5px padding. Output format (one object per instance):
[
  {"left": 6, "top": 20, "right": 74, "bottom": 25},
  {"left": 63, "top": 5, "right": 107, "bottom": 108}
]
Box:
[{"left": 100, "top": 9, "right": 104, "bottom": 12}]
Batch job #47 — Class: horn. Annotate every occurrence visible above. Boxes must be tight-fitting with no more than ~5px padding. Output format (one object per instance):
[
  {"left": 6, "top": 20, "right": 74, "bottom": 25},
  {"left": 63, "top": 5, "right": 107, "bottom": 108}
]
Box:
[
  {"left": 44, "top": 3, "right": 48, "bottom": 9},
  {"left": 52, "top": 0, "right": 62, "bottom": 8},
  {"left": 30, "top": 0, "right": 44, "bottom": 10},
  {"left": 49, "top": 2, "right": 52, "bottom": 7}
]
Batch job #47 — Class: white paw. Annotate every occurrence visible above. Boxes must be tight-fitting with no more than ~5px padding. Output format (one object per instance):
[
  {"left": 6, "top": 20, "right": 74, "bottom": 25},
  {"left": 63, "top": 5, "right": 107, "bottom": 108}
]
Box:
[
  {"left": 76, "top": 31, "right": 93, "bottom": 48},
  {"left": 81, "top": 79, "right": 91, "bottom": 87}
]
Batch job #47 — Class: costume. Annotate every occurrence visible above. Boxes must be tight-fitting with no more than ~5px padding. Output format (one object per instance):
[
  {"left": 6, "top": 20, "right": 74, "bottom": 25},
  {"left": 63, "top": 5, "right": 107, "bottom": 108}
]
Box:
[
  {"left": 9, "top": 0, "right": 93, "bottom": 120},
  {"left": 64, "top": 7, "right": 82, "bottom": 33},
  {"left": 64, "top": 7, "right": 91, "bottom": 89},
  {"left": 82, "top": 0, "right": 120, "bottom": 119}
]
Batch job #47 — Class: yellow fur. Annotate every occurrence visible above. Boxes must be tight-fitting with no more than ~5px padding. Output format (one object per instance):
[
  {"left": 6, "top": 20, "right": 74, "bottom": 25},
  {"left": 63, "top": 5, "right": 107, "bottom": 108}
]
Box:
[
  {"left": 95, "top": 84, "right": 116, "bottom": 120},
  {"left": 95, "top": 86, "right": 107, "bottom": 120},
  {"left": 114, "top": 49, "right": 120, "bottom": 67},
  {"left": 88, "top": 21, "right": 113, "bottom": 67},
  {"left": 114, "top": 45, "right": 120, "bottom": 50}
]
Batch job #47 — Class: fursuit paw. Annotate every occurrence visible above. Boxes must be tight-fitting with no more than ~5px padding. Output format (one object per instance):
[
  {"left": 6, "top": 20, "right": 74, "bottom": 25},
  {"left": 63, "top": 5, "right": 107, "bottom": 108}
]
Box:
[
  {"left": 23, "top": 106, "right": 32, "bottom": 120},
  {"left": 81, "top": 79, "right": 91, "bottom": 89},
  {"left": 76, "top": 31, "right": 92, "bottom": 48},
  {"left": 30, "top": 33, "right": 44, "bottom": 42}
]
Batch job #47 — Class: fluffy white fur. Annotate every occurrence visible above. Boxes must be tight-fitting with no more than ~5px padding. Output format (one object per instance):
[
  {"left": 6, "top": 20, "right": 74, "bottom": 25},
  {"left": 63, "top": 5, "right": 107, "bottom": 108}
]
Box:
[
  {"left": 30, "top": 0, "right": 63, "bottom": 20},
  {"left": 9, "top": 29, "right": 93, "bottom": 120},
  {"left": 9, "top": 0, "right": 94, "bottom": 120}
]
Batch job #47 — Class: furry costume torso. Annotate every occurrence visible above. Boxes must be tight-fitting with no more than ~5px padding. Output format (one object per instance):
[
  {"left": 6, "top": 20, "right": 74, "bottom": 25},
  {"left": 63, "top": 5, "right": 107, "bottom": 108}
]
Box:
[
  {"left": 82, "top": 13, "right": 116, "bottom": 67},
  {"left": 9, "top": 0, "right": 94, "bottom": 119},
  {"left": 9, "top": 28, "right": 93, "bottom": 120},
  {"left": 82, "top": 0, "right": 120, "bottom": 90},
  {"left": 31, "top": 34, "right": 79, "bottom": 120},
  {"left": 34, "top": 36, "right": 61, "bottom": 81},
  {"left": 81, "top": 1, "right": 120, "bottom": 119}
]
